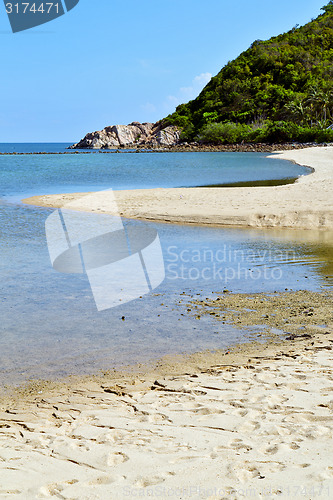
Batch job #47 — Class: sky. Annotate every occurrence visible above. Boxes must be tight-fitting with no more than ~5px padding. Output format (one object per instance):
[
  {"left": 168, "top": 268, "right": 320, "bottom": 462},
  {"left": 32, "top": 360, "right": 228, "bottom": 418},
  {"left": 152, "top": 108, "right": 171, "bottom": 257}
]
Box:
[{"left": 0, "top": 0, "right": 327, "bottom": 142}]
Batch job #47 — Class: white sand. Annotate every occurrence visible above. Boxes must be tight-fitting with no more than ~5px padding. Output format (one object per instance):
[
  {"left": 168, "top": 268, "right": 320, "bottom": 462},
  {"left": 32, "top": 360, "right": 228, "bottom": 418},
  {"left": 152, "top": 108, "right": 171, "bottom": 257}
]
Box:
[
  {"left": 1, "top": 332, "right": 333, "bottom": 499},
  {"left": 24, "top": 146, "right": 333, "bottom": 230}
]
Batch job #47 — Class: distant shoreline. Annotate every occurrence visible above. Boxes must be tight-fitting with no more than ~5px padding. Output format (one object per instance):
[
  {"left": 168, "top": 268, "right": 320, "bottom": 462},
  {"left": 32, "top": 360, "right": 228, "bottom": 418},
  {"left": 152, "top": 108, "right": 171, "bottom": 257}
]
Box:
[
  {"left": 23, "top": 146, "right": 333, "bottom": 230},
  {"left": 0, "top": 142, "right": 330, "bottom": 155}
]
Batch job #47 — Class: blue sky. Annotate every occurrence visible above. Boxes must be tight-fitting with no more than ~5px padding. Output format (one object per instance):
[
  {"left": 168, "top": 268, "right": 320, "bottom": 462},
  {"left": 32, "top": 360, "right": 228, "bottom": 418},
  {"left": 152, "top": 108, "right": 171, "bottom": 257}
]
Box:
[{"left": 0, "top": 0, "right": 327, "bottom": 142}]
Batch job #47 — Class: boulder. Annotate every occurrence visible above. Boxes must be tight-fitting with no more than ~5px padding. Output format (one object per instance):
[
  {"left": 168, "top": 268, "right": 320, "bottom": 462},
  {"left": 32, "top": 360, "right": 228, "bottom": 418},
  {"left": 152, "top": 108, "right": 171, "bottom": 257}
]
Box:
[
  {"left": 69, "top": 122, "right": 180, "bottom": 149},
  {"left": 153, "top": 126, "right": 181, "bottom": 146}
]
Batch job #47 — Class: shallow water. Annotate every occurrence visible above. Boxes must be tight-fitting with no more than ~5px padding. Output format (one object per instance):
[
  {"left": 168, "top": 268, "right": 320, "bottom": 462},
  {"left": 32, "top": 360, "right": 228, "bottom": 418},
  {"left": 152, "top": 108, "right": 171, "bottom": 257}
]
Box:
[
  {"left": 0, "top": 148, "right": 309, "bottom": 202},
  {"left": 0, "top": 200, "right": 332, "bottom": 386},
  {"left": 0, "top": 148, "right": 331, "bottom": 385}
]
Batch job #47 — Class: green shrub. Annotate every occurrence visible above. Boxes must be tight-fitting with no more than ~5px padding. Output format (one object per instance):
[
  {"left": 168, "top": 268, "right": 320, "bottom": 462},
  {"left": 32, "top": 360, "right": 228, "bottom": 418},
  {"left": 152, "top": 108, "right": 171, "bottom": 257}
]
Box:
[
  {"left": 197, "top": 122, "right": 251, "bottom": 144},
  {"left": 313, "top": 128, "right": 333, "bottom": 142},
  {"left": 257, "top": 121, "right": 301, "bottom": 142},
  {"left": 195, "top": 120, "right": 333, "bottom": 144}
]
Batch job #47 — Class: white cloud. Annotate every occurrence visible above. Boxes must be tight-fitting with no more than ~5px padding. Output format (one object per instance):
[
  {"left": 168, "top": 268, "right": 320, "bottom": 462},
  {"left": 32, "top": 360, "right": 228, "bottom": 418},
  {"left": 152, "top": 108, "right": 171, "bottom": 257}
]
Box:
[
  {"left": 140, "top": 72, "right": 212, "bottom": 120},
  {"left": 166, "top": 72, "right": 212, "bottom": 110},
  {"left": 166, "top": 95, "right": 179, "bottom": 104},
  {"left": 194, "top": 72, "right": 212, "bottom": 86}
]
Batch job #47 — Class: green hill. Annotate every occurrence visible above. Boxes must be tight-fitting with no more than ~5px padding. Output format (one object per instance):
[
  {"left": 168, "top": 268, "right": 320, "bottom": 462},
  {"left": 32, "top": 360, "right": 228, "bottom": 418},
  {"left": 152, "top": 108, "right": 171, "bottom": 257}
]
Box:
[{"left": 163, "top": 2, "right": 333, "bottom": 144}]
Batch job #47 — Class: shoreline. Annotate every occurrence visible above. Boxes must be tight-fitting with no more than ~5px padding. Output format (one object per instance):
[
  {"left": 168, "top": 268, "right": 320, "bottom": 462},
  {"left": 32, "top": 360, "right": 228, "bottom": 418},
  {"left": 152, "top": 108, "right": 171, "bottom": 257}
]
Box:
[
  {"left": 1, "top": 289, "right": 333, "bottom": 497},
  {"left": 23, "top": 146, "right": 333, "bottom": 230},
  {"left": 2, "top": 290, "right": 331, "bottom": 396},
  {"left": 0, "top": 142, "right": 326, "bottom": 155}
]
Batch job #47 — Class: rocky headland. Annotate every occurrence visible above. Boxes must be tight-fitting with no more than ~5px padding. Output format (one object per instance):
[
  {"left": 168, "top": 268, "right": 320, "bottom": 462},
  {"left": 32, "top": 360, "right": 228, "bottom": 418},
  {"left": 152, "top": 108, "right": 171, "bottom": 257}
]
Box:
[
  {"left": 69, "top": 121, "right": 181, "bottom": 149},
  {"left": 68, "top": 120, "right": 330, "bottom": 153},
  {"left": 67, "top": 121, "right": 331, "bottom": 152}
]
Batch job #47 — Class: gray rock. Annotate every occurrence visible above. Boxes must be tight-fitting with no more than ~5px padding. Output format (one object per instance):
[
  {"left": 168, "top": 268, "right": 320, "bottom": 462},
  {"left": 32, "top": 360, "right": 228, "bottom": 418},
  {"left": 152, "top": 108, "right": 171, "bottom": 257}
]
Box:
[
  {"left": 153, "top": 126, "right": 181, "bottom": 146},
  {"left": 69, "top": 122, "right": 181, "bottom": 149}
]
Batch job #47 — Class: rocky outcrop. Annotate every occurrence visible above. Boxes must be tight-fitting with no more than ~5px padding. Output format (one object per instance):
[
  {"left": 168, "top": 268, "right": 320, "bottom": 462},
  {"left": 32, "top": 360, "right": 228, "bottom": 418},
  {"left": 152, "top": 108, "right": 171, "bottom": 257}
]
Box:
[
  {"left": 154, "top": 126, "right": 181, "bottom": 146},
  {"left": 69, "top": 122, "right": 181, "bottom": 149}
]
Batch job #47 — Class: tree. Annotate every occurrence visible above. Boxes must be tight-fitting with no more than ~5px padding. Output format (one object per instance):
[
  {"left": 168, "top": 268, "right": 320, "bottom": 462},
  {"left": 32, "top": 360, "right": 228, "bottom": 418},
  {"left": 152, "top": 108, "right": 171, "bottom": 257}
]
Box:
[
  {"left": 321, "top": 1, "right": 333, "bottom": 14},
  {"left": 164, "top": 3, "right": 333, "bottom": 143}
]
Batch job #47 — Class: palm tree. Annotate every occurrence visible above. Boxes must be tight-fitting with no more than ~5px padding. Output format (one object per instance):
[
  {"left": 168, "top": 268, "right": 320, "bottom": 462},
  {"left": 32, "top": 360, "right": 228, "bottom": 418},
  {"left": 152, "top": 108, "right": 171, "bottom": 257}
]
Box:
[
  {"left": 306, "top": 87, "right": 321, "bottom": 125},
  {"left": 285, "top": 98, "right": 307, "bottom": 125},
  {"left": 306, "top": 87, "right": 333, "bottom": 127}
]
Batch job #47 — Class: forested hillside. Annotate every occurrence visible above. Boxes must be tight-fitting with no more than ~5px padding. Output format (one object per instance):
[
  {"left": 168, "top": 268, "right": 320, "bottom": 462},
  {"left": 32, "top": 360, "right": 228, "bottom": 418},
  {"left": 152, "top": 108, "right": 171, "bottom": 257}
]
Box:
[{"left": 164, "top": 2, "right": 333, "bottom": 143}]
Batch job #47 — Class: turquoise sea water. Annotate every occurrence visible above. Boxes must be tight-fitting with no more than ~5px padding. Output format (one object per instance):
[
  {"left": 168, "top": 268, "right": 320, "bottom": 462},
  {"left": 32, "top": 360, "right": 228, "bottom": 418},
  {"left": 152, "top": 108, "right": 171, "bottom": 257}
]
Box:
[
  {"left": 0, "top": 144, "right": 310, "bottom": 201},
  {"left": 0, "top": 145, "right": 331, "bottom": 386}
]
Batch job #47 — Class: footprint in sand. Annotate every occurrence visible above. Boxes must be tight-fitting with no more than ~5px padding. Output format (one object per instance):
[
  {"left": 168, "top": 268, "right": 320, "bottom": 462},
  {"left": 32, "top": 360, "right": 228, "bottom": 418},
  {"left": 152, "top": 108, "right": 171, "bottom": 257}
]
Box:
[
  {"left": 228, "top": 439, "right": 252, "bottom": 451},
  {"left": 168, "top": 455, "right": 200, "bottom": 464},
  {"left": 135, "top": 471, "right": 175, "bottom": 488},
  {"left": 226, "top": 463, "right": 263, "bottom": 482},
  {"left": 107, "top": 451, "right": 129, "bottom": 466},
  {"left": 87, "top": 474, "right": 124, "bottom": 486},
  {"left": 39, "top": 480, "right": 79, "bottom": 497},
  {"left": 262, "top": 443, "right": 279, "bottom": 455},
  {"left": 101, "top": 429, "right": 129, "bottom": 444},
  {"left": 148, "top": 412, "right": 173, "bottom": 423},
  {"left": 235, "top": 409, "right": 248, "bottom": 417},
  {"left": 263, "top": 425, "right": 292, "bottom": 436},
  {"left": 192, "top": 406, "right": 225, "bottom": 417},
  {"left": 239, "top": 420, "right": 261, "bottom": 432}
]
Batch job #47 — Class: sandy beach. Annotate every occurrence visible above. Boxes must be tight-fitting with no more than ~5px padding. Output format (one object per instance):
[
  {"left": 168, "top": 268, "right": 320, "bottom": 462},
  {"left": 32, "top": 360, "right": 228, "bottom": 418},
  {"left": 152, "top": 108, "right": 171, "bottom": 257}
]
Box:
[
  {"left": 1, "top": 146, "right": 331, "bottom": 498},
  {"left": 0, "top": 289, "right": 332, "bottom": 499},
  {"left": 24, "top": 146, "right": 333, "bottom": 230}
]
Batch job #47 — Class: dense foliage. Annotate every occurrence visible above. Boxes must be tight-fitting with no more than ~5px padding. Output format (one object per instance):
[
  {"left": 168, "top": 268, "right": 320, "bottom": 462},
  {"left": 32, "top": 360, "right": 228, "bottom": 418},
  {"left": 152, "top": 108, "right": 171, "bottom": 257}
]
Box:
[{"left": 163, "top": 2, "right": 333, "bottom": 144}]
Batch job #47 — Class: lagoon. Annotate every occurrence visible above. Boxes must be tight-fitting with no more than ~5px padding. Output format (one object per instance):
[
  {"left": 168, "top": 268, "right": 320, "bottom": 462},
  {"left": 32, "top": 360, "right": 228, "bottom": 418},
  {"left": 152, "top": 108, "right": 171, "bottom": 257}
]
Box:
[
  {"left": 0, "top": 147, "right": 331, "bottom": 386},
  {"left": 0, "top": 145, "right": 309, "bottom": 201}
]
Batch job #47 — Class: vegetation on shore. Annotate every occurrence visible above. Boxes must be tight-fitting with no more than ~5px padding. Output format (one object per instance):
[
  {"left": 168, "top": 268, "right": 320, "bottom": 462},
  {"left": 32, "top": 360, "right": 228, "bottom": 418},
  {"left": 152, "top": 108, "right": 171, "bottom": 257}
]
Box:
[{"left": 163, "top": 2, "right": 333, "bottom": 144}]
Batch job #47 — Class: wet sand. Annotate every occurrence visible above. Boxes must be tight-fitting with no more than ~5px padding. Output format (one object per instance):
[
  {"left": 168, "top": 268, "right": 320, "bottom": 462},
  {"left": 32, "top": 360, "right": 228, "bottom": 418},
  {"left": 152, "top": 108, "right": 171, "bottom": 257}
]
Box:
[
  {"left": 1, "top": 290, "right": 333, "bottom": 499},
  {"left": 23, "top": 146, "right": 333, "bottom": 230}
]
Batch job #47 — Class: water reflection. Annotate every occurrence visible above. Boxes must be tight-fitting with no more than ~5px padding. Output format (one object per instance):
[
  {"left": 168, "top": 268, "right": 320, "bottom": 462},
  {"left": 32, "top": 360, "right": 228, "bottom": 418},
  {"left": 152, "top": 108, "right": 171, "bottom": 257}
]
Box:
[
  {"left": 246, "top": 228, "right": 333, "bottom": 287},
  {"left": 0, "top": 202, "right": 332, "bottom": 385}
]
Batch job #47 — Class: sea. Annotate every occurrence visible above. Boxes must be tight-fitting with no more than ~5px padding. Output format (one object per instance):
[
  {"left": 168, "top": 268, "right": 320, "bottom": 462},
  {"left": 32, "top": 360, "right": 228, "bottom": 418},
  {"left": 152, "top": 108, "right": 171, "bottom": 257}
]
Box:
[{"left": 0, "top": 144, "right": 332, "bottom": 386}]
